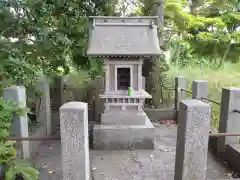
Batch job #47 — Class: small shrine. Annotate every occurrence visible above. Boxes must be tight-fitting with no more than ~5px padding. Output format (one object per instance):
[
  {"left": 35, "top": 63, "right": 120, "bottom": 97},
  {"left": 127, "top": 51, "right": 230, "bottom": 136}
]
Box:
[{"left": 87, "top": 16, "right": 161, "bottom": 150}]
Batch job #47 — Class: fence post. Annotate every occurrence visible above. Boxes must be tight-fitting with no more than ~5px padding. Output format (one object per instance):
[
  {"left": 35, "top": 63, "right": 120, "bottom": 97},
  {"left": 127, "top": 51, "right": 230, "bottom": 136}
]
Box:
[
  {"left": 60, "top": 102, "right": 90, "bottom": 180},
  {"left": 36, "top": 76, "right": 51, "bottom": 136},
  {"left": 3, "top": 86, "right": 30, "bottom": 159},
  {"left": 192, "top": 80, "right": 208, "bottom": 99},
  {"left": 174, "top": 77, "right": 187, "bottom": 111},
  {"left": 174, "top": 99, "right": 211, "bottom": 180},
  {"left": 217, "top": 88, "right": 240, "bottom": 155}
]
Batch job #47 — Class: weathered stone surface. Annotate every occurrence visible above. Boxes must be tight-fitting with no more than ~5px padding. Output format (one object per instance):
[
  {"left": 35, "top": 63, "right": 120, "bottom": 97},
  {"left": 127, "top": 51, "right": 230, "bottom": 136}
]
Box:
[
  {"left": 192, "top": 80, "right": 208, "bottom": 99},
  {"left": 101, "top": 112, "right": 146, "bottom": 125},
  {"left": 60, "top": 101, "right": 90, "bottom": 180},
  {"left": 3, "top": 86, "right": 30, "bottom": 159},
  {"left": 174, "top": 99, "right": 211, "bottom": 180},
  {"left": 93, "top": 116, "right": 154, "bottom": 150}
]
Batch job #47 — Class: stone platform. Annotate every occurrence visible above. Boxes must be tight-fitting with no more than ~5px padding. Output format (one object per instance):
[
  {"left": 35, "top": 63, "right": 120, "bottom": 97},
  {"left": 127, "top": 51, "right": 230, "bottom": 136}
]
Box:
[{"left": 93, "top": 112, "right": 154, "bottom": 150}]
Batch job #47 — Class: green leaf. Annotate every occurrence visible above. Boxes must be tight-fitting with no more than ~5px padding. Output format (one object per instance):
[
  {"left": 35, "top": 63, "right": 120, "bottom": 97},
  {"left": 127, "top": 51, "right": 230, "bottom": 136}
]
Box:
[
  {"left": 5, "top": 169, "right": 17, "bottom": 180},
  {"left": 16, "top": 165, "right": 39, "bottom": 180}
]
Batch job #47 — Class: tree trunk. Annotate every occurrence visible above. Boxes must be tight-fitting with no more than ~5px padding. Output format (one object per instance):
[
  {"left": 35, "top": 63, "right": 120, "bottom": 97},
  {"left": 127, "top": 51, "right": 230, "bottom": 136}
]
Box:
[
  {"left": 142, "top": 0, "right": 164, "bottom": 107},
  {"left": 189, "top": 0, "right": 204, "bottom": 14}
]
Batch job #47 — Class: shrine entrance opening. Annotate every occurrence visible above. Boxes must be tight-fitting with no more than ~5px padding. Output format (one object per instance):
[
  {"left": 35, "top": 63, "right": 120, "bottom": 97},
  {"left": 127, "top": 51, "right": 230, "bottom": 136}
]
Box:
[{"left": 117, "top": 68, "right": 130, "bottom": 90}]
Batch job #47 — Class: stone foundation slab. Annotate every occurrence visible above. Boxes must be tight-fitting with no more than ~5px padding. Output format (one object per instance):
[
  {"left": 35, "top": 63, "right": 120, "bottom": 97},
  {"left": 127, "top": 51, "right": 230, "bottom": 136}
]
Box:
[
  {"left": 93, "top": 117, "right": 154, "bottom": 150},
  {"left": 101, "top": 112, "right": 146, "bottom": 125}
]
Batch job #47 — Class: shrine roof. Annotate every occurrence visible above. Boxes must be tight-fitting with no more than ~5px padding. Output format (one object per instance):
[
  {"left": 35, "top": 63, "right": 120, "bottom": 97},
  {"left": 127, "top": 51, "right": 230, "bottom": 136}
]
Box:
[{"left": 87, "top": 16, "right": 161, "bottom": 57}]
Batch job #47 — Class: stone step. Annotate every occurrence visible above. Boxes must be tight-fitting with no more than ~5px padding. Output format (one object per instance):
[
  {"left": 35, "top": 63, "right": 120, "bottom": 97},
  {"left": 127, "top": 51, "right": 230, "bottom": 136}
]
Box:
[{"left": 93, "top": 117, "right": 155, "bottom": 150}]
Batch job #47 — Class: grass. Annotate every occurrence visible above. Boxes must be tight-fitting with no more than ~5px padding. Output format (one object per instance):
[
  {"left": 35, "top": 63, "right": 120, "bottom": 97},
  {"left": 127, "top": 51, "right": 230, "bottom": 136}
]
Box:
[
  {"left": 167, "top": 62, "right": 240, "bottom": 128},
  {"left": 65, "top": 69, "right": 90, "bottom": 87}
]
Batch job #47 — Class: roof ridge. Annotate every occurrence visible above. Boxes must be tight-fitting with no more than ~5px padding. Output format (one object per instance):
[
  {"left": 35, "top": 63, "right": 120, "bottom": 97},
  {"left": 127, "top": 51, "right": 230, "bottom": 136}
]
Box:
[
  {"left": 93, "top": 23, "right": 157, "bottom": 27},
  {"left": 89, "top": 16, "right": 158, "bottom": 19}
]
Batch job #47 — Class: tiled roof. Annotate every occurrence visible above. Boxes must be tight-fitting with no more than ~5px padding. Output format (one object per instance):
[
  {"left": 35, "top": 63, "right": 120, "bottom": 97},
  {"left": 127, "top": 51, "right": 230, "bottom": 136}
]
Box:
[{"left": 87, "top": 16, "right": 161, "bottom": 56}]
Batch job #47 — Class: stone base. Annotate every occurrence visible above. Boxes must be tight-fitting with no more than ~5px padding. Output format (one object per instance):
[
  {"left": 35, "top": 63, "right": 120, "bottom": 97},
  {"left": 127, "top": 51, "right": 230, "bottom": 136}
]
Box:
[
  {"left": 225, "top": 144, "right": 240, "bottom": 174},
  {"left": 93, "top": 117, "right": 154, "bottom": 150},
  {"left": 101, "top": 112, "right": 146, "bottom": 125}
]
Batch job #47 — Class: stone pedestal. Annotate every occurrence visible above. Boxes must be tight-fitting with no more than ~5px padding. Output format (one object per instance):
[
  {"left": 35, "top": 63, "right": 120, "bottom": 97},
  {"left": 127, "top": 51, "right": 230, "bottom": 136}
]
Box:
[
  {"left": 93, "top": 90, "right": 154, "bottom": 150},
  {"left": 93, "top": 114, "right": 154, "bottom": 150}
]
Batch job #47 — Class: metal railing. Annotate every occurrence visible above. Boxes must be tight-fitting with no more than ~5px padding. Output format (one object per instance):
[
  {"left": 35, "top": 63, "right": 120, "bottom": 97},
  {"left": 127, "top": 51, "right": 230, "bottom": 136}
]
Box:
[
  {"left": 5, "top": 131, "right": 240, "bottom": 142},
  {"left": 180, "top": 88, "right": 221, "bottom": 105},
  {"left": 180, "top": 88, "right": 192, "bottom": 94},
  {"left": 201, "top": 97, "right": 221, "bottom": 105},
  {"left": 3, "top": 88, "right": 240, "bottom": 141},
  {"left": 6, "top": 136, "right": 61, "bottom": 141}
]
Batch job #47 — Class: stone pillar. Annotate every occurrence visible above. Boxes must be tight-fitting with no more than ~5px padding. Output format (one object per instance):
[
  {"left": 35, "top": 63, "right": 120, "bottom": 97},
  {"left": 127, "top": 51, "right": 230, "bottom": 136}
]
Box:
[
  {"left": 174, "top": 77, "right": 187, "bottom": 111},
  {"left": 142, "top": 76, "right": 146, "bottom": 90},
  {"left": 94, "top": 76, "right": 105, "bottom": 123},
  {"left": 3, "top": 86, "right": 30, "bottom": 159},
  {"left": 50, "top": 75, "right": 64, "bottom": 133},
  {"left": 36, "top": 76, "right": 51, "bottom": 136},
  {"left": 192, "top": 80, "right": 208, "bottom": 99},
  {"left": 105, "top": 62, "right": 110, "bottom": 92},
  {"left": 217, "top": 88, "right": 240, "bottom": 155},
  {"left": 51, "top": 75, "right": 64, "bottom": 110},
  {"left": 174, "top": 99, "right": 211, "bottom": 180},
  {"left": 60, "top": 102, "right": 90, "bottom": 180}
]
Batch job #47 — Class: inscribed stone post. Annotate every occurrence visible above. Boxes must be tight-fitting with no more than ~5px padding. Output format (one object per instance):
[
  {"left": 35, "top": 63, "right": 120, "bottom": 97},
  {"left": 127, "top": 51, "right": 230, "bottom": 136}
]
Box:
[
  {"left": 60, "top": 102, "right": 90, "bottom": 180},
  {"left": 36, "top": 76, "right": 51, "bottom": 136},
  {"left": 174, "top": 99, "right": 211, "bottom": 180},
  {"left": 3, "top": 86, "right": 30, "bottom": 159},
  {"left": 174, "top": 77, "right": 187, "bottom": 111},
  {"left": 217, "top": 88, "right": 240, "bottom": 155},
  {"left": 192, "top": 80, "right": 208, "bottom": 99},
  {"left": 50, "top": 75, "right": 64, "bottom": 133},
  {"left": 94, "top": 76, "right": 104, "bottom": 122}
]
